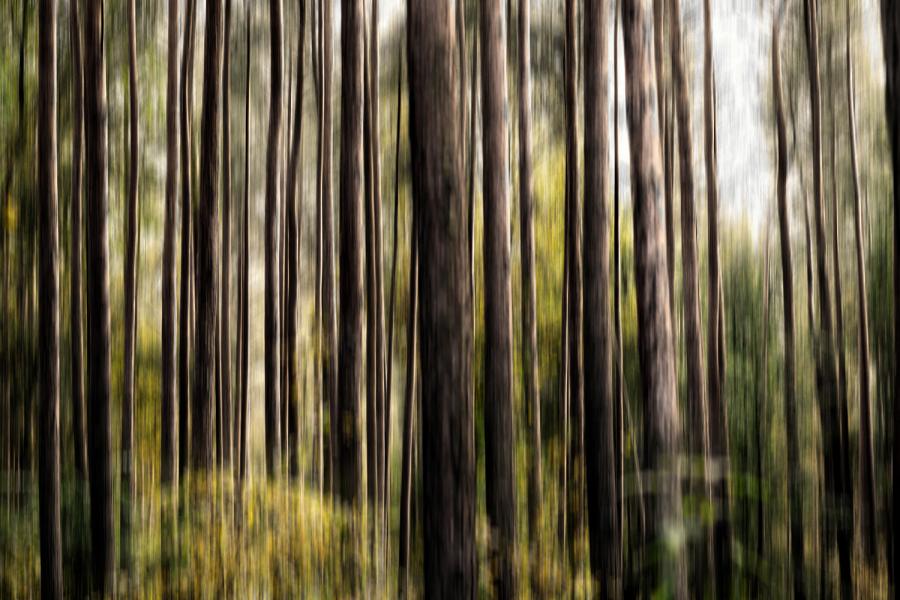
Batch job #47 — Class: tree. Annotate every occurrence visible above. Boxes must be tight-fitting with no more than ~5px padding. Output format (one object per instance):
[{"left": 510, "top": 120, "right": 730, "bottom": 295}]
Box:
[
  {"left": 121, "top": 0, "right": 140, "bottom": 568},
  {"left": 265, "top": 0, "right": 284, "bottom": 478},
  {"left": 582, "top": 0, "right": 619, "bottom": 591},
  {"left": 772, "top": 16, "right": 805, "bottom": 596},
  {"left": 221, "top": 0, "right": 234, "bottom": 473},
  {"left": 620, "top": 0, "right": 686, "bottom": 595},
  {"left": 83, "top": 0, "right": 115, "bottom": 588},
  {"left": 239, "top": 4, "right": 252, "bottom": 483},
  {"left": 407, "top": 0, "right": 476, "bottom": 594},
  {"left": 479, "top": 0, "right": 517, "bottom": 596},
  {"left": 846, "top": 6, "right": 876, "bottom": 563},
  {"left": 613, "top": 0, "right": 626, "bottom": 568},
  {"left": 194, "top": 0, "right": 226, "bottom": 473},
  {"left": 69, "top": 0, "right": 88, "bottom": 482},
  {"left": 37, "top": 0, "right": 62, "bottom": 594},
  {"left": 652, "top": 0, "right": 675, "bottom": 318},
  {"left": 517, "top": 0, "right": 542, "bottom": 580},
  {"left": 161, "top": 0, "right": 179, "bottom": 489}
]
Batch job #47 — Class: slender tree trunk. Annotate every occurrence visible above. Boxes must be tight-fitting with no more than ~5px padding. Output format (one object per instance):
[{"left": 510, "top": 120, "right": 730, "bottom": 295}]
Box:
[
  {"left": 265, "top": 0, "right": 284, "bottom": 478},
  {"left": 69, "top": 0, "right": 88, "bottom": 482},
  {"left": 702, "top": 1, "right": 732, "bottom": 593},
  {"left": 313, "top": 0, "right": 325, "bottom": 493},
  {"left": 337, "top": 0, "right": 364, "bottom": 505},
  {"left": 407, "top": 1, "right": 476, "bottom": 594},
  {"left": 121, "top": 0, "right": 140, "bottom": 570},
  {"left": 620, "top": 0, "right": 686, "bottom": 596},
  {"left": 517, "top": 0, "right": 543, "bottom": 587},
  {"left": 613, "top": 0, "right": 626, "bottom": 573},
  {"left": 772, "top": 19, "right": 805, "bottom": 596},
  {"left": 479, "top": 1, "right": 517, "bottom": 596},
  {"left": 161, "top": 0, "right": 179, "bottom": 489},
  {"left": 220, "top": 0, "right": 234, "bottom": 473},
  {"left": 180, "top": 0, "right": 198, "bottom": 480},
  {"left": 83, "top": 0, "right": 114, "bottom": 588},
  {"left": 37, "top": 0, "right": 62, "bottom": 593},
  {"left": 582, "top": 0, "right": 619, "bottom": 592},
  {"left": 846, "top": 14, "right": 877, "bottom": 564},
  {"left": 193, "top": 0, "right": 226, "bottom": 474},
  {"left": 239, "top": 4, "right": 252, "bottom": 483}
]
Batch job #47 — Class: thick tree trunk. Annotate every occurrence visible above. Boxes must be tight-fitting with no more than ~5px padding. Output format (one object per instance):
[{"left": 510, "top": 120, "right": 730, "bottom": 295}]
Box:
[
  {"left": 846, "top": 15, "right": 877, "bottom": 565},
  {"left": 337, "top": 0, "right": 364, "bottom": 505},
  {"left": 407, "top": 0, "right": 476, "bottom": 594},
  {"left": 161, "top": 0, "right": 179, "bottom": 489},
  {"left": 582, "top": 0, "right": 619, "bottom": 592},
  {"left": 193, "top": 0, "right": 226, "bottom": 473},
  {"left": 37, "top": 0, "right": 62, "bottom": 593},
  {"left": 265, "top": 0, "right": 284, "bottom": 478},
  {"left": 772, "top": 20, "right": 805, "bottom": 597},
  {"left": 653, "top": 0, "right": 675, "bottom": 320},
  {"left": 69, "top": 0, "right": 88, "bottom": 482},
  {"left": 479, "top": 1, "right": 517, "bottom": 596},
  {"left": 517, "top": 0, "right": 542, "bottom": 584},
  {"left": 220, "top": 0, "right": 234, "bottom": 473},
  {"left": 620, "top": 0, "right": 686, "bottom": 596},
  {"left": 121, "top": 0, "right": 140, "bottom": 569},
  {"left": 83, "top": 0, "right": 114, "bottom": 588}
]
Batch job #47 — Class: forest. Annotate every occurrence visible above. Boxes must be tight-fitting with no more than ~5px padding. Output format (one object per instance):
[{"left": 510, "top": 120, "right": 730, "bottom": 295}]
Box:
[{"left": 0, "top": 0, "right": 898, "bottom": 597}]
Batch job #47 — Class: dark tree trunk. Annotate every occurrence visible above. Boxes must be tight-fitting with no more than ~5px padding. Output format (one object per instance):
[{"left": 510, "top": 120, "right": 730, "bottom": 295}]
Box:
[
  {"left": 37, "top": 0, "right": 62, "bottom": 593},
  {"left": 220, "top": 0, "right": 234, "bottom": 473},
  {"left": 479, "top": 1, "right": 517, "bottom": 596},
  {"left": 161, "top": 0, "right": 179, "bottom": 489},
  {"left": 337, "top": 0, "right": 364, "bottom": 505},
  {"left": 613, "top": 0, "right": 626, "bottom": 572},
  {"left": 83, "top": 0, "right": 114, "bottom": 588},
  {"left": 620, "top": 0, "right": 686, "bottom": 596},
  {"left": 772, "top": 20, "right": 805, "bottom": 596},
  {"left": 407, "top": 0, "right": 476, "bottom": 594},
  {"left": 180, "top": 0, "right": 198, "bottom": 480},
  {"left": 193, "top": 0, "right": 226, "bottom": 473},
  {"left": 239, "top": 4, "right": 252, "bottom": 483},
  {"left": 265, "top": 0, "right": 284, "bottom": 478},
  {"left": 582, "top": 0, "right": 619, "bottom": 592},
  {"left": 846, "top": 11, "right": 877, "bottom": 565},
  {"left": 69, "top": 0, "right": 88, "bottom": 482},
  {"left": 121, "top": 0, "right": 140, "bottom": 569}
]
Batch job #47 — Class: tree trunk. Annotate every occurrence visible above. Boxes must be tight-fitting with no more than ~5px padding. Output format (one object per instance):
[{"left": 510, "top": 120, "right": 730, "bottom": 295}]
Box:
[
  {"left": 407, "top": 0, "right": 476, "bottom": 594},
  {"left": 37, "top": 0, "right": 62, "bottom": 593},
  {"left": 239, "top": 3, "right": 252, "bottom": 484},
  {"left": 582, "top": 0, "right": 619, "bottom": 591},
  {"left": 653, "top": 0, "right": 675, "bottom": 320},
  {"left": 121, "top": 0, "right": 140, "bottom": 569},
  {"left": 337, "top": 0, "right": 364, "bottom": 505},
  {"left": 265, "top": 0, "right": 284, "bottom": 479},
  {"left": 846, "top": 13, "right": 877, "bottom": 564},
  {"left": 83, "top": 0, "right": 114, "bottom": 588},
  {"left": 479, "top": 1, "right": 517, "bottom": 596},
  {"left": 517, "top": 0, "right": 542, "bottom": 585},
  {"left": 161, "top": 0, "right": 179, "bottom": 489},
  {"left": 613, "top": 0, "right": 626, "bottom": 572},
  {"left": 220, "top": 0, "right": 234, "bottom": 473},
  {"left": 69, "top": 0, "right": 88, "bottom": 482},
  {"left": 620, "top": 0, "right": 686, "bottom": 596},
  {"left": 314, "top": 0, "right": 325, "bottom": 493},
  {"left": 193, "top": 0, "right": 226, "bottom": 473},
  {"left": 180, "top": 0, "right": 198, "bottom": 480},
  {"left": 772, "top": 20, "right": 805, "bottom": 596}
]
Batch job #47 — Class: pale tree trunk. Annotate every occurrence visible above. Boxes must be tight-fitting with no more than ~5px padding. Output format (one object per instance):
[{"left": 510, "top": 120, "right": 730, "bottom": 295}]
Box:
[
  {"left": 364, "top": 29, "right": 379, "bottom": 519},
  {"left": 517, "top": 0, "right": 542, "bottom": 586},
  {"left": 613, "top": 0, "right": 626, "bottom": 572},
  {"left": 37, "top": 0, "right": 62, "bottom": 593},
  {"left": 582, "top": 0, "right": 619, "bottom": 592},
  {"left": 194, "top": 0, "right": 226, "bottom": 473},
  {"left": 653, "top": 0, "right": 675, "bottom": 319},
  {"left": 161, "top": 0, "right": 179, "bottom": 489},
  {"left": 407, "top": 0, "right": 476, "bottom": 594},
  {"left": 846, "top": 11, "right": 877, "bottom": 564},
  {"left": 620, "top": 0, "right": 686, "bottom": 596},
  {"left": 772, "top": 19, "right": 805, "bottom": 596},
  {"left": 479, "top": 0, "right": 517, "bottom": 596},
  {"left": 83, "top": 0, "right": 114, "bottom": 588},
  {"left": 121, "top": 0, "right": 140, "bottom": 570}
]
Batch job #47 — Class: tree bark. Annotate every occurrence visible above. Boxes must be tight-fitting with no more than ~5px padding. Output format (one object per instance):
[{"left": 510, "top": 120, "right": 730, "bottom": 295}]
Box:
[
  {"left": 37, "top": 0, "right": 62, "bottom": 593},
  {"left": 772, "top": 19, "right": 805, "bottom": 596},
  {"left": 265, "top": 0, "right": 284, "bottom": 478},
  {"left": 407, "top": 0, "right": 476, "bottom": 594},
  {"left": 121, "top": 0, "right": 140, "bottom": 569},
  {"left": 846, "top": 13, "right": 877, "bottom": 564},
  {"left": 238, "top": 3, "right": 252, "bottom": 484},
  {"left": 161, "top": 0, "right": 180, "bottom": 489},
  {"left": 220, "top": 0, "right": 234, "bottom": 473},
  {"left": 83, "top": 0, "right": 114, "bottom": 588},
  {"left": 620, "top": 0, "right": 686, "bottom": 596},
  {"left": 582, "top": 0, "right": 619, "bottom": 591},
  {"left": 613, "top": 0, "right": 626, "bottom": 571},
  {"left": 653, "top": 0, "right": 675, "bottom": 320}
]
